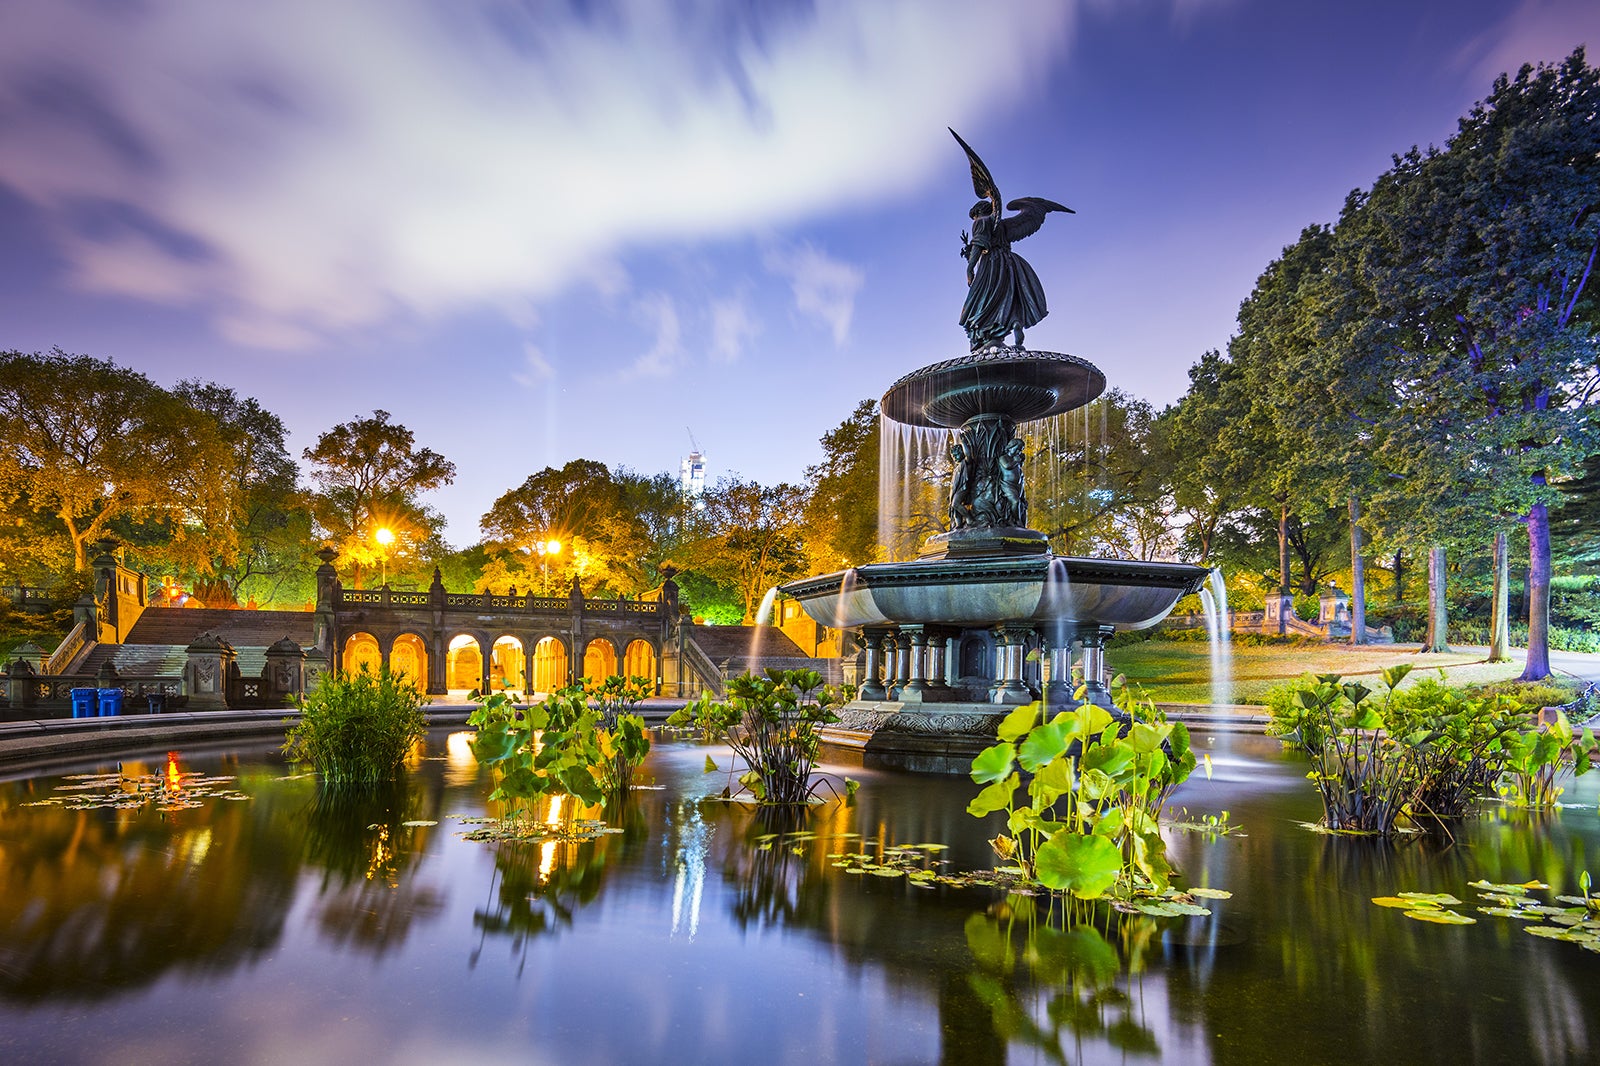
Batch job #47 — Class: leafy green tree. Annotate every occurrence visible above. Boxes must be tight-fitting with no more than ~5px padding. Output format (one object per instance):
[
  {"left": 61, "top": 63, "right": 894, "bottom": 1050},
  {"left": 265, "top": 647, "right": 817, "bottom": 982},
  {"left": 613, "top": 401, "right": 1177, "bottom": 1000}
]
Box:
[
  {"left": 803, "top": 398, "right": 881, "bottom": 571},
  {"left": 0, "top": 349, "right": 231, "bottom": 573},
  {"left": 303, "top": 410, "right": 455, "bottom": 588},
  {"left": 690, "top": 477, "right": 809, "bottom": 623}
]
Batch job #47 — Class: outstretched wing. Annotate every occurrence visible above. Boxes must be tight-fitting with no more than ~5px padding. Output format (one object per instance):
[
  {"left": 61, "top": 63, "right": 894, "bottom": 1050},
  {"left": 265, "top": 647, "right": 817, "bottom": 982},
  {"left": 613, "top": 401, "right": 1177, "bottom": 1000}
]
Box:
[
  {"left": 1003, "top": 197, "right": 1073, "bottom": 243},
  {"left": 950, "top": 128, "right": 998, "bottom": 203}
]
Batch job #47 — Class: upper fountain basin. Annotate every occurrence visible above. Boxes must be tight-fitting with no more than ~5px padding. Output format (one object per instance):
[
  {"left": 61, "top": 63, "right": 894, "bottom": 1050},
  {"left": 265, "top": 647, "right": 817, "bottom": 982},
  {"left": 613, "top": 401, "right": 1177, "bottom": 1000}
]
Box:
[
  {"left": 880, "top": 346, "right": 1106, "bottom": 428},
  {"left": 780, "top": 555, "right": 1207, "bottom": 631}
]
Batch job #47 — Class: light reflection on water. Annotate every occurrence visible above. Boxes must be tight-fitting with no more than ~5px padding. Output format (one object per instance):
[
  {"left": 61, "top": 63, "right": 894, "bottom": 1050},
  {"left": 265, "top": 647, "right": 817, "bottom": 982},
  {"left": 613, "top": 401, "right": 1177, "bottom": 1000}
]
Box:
[{"left": 0, "top": 729, "right": 1597, "bottom": 1065}]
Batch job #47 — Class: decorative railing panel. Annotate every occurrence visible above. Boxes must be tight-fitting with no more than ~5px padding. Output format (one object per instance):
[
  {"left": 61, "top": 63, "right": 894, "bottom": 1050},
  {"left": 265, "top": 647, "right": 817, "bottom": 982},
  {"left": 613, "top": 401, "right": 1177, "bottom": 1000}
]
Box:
[
  {"left": 341, "top": 589, "right": 662, "bottom": 620},
  {"left": 44, "top": 621, "right": 88, "bottom": 675}
]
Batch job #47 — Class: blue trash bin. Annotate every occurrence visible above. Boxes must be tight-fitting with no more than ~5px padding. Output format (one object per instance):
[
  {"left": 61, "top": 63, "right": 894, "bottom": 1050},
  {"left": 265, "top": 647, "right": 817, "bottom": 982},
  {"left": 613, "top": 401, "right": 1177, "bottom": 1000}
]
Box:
[
  {"left": 97, "top": 688, "right": 124, "bottom": 716},
  {"left": 146, "top": 692, "right": 167, "bottom": 715},
  {"left": 70, "top": 687, "right": 97, "bottom": 719}
]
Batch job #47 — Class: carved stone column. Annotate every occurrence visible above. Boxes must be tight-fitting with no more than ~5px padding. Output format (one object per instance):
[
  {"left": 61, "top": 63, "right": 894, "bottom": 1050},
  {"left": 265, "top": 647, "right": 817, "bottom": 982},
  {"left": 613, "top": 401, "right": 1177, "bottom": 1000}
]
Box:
[
  {"left": 1041, "top": 625, "right": 1076, "bottom": 703},
  {"left": 1079, "top": 625, "right": 1116, "bottom": 707},
  {"left": 897, "top": 626, "right": 930, "bottom": 702},
  {"left": 989, "top": 625, "right": 1033, "bottom": 705},
  {"left": 859, "top": 626, "right": 890, "bottom": 701}
]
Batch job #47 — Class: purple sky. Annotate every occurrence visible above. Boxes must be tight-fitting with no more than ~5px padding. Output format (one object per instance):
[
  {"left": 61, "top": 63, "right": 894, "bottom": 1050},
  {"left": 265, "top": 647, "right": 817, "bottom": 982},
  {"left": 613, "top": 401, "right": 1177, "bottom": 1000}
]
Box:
[{"left": 3, "top": 0, "right": 1598, "bottom": 545}]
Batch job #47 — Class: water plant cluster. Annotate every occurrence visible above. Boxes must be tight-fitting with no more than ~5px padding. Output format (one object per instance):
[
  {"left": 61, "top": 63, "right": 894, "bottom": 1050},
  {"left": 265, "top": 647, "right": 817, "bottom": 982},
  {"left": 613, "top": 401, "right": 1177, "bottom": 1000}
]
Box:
[
  {"left": 20, "top": 764, "right": 248, "bottom": 812},
  {"left": 467, "top": 676, "right": 653, "bottom": 829},
  {"left": 1372, "top": 876, "right": 1600, "bottom": 953},
  {"left": 1268, "top": 665, "right": 1599, "bottom": 833},
  {"left": 965, "top": 680, "right": 1196, "bottom": 900},
  {"left": 283, "top": 666, "right": 428, "bottom": 786},
  {"left": 667, "top": 669, "right": 857, "bottom": 804}
]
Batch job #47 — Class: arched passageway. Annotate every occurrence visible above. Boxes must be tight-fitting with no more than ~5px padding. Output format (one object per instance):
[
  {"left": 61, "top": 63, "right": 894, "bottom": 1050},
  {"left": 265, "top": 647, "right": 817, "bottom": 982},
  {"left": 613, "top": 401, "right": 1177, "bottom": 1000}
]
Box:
[
  {"left": 622, "top": 639, "right": 656, "bottom": 681},
  {"left": 447, "top": 635, "right": 483, "bottom": 692},
  {"left": 581, "top": 639, "right": 617, "bottom": 682},
  {"left": 342, "top": 632, "right": 381, "bottom": 675},
  {"left": 491, "top": 636, "right": 525, "bottom": 694},
  {"left": 530, "top": 636, "right": 568, "bottom": 694},
  {"left": 389, "top": 633, "right": 428, "bottom": 692}
]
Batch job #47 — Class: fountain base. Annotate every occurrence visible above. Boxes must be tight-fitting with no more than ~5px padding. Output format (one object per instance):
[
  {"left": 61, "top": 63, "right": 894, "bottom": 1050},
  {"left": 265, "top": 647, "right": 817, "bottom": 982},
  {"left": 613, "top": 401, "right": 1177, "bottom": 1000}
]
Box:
[
  {"left": 918, "top": 526, "right": 1049, "bottom": 560},
  {"left": 823, "top": 700, "right": 1020, "bottom": 774}
]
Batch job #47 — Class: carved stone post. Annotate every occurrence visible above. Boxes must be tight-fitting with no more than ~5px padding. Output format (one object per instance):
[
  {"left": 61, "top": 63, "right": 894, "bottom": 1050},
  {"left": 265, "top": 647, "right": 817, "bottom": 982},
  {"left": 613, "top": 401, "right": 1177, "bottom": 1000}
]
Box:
[
  {"left": 184, "top": 634, "right": 236, "bottom": 711},
  {"left": 990, "top": 625, "right": 1032, "bottom": 705},
  {"left": 897, "top": 626, "right": 929, "bottom": 702},
  {"left": 859, "top": 626, "right": 890, "bottom": 701},
  {"left": 1078, "top": 625, "right": 1115, "bottom": 707},
  {"left": 263, "top": 637, "right": 306, "bottom": 704}
]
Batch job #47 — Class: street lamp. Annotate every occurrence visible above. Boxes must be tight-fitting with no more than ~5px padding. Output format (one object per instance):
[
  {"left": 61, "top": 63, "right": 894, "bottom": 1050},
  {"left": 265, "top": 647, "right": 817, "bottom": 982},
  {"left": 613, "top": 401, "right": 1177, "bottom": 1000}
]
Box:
[
  {"left": 375, "top": 527, "right": 395, "bottom": 587},
  {"left": 535, "top": 538, "right": 562, "bottom": 595}
]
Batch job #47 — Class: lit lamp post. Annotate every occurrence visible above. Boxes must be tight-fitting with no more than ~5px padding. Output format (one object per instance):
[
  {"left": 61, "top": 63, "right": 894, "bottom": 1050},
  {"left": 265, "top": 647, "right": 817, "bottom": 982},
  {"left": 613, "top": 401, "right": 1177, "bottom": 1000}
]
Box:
[
  {"left": 535, "top": 538, "right": 562, "bottom": 596},
  {"left": 375, "top": 527, "right": 395, "bottom": 587}
]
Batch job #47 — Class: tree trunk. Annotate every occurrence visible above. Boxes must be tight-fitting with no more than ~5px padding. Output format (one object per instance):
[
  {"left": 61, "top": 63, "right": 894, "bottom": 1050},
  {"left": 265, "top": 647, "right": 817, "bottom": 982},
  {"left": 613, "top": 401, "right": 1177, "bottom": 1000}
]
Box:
[
  {"left": 1423, "top": 545, "right": 1450, "bottom": 653},
  {"left": 1393, "top": 550, "right": 1405, "bottom": 603},
  {"left": 1277, "top": 499, "right": 1291, "bottom": 636},
  {"left": 1520, "top": 499, "right": 1552, "bottom": 681},
  {"left": 1488, "top": 530, "right": 1511, "bottom": 662},
  {"left": 1349, "top": 496, "right": 1367, "bottom": 645}
]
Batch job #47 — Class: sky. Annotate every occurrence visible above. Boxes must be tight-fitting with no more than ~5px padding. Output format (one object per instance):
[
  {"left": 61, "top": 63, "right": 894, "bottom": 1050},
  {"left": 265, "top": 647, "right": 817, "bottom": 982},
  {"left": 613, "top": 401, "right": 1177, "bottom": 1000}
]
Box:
[{"left": 3, "top": 0, "right": 1600, "bottom": 546}]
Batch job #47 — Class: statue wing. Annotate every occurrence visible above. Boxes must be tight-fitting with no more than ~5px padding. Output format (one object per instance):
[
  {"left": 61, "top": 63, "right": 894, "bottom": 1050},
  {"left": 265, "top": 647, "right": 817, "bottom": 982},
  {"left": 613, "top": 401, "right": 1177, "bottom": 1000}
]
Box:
[
  {"left": 1002, "top": 197, "right": 1073, "bottom": 243},
  {"left": 949, "top": 128, "right": 999, "bottom": 204}
]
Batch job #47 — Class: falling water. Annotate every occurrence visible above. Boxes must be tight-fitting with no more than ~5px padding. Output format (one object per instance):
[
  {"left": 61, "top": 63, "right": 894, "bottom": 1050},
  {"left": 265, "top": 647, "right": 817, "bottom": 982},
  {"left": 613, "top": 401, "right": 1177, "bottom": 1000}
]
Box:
[
  {"left": 1040, "top": 557, "right": 1074, "bottom": 705},
  {"left": 878, "top": 414, "right": 952, "bottom": 561},
  {"left": 833, "top": 568, "right": 860, "bottom": 630},
  {"left": 1199, "top": 567, "right": 1234, "bottom": 708},
  {"left": 749, "top": 586, "right": 780, "bottom": 668}
]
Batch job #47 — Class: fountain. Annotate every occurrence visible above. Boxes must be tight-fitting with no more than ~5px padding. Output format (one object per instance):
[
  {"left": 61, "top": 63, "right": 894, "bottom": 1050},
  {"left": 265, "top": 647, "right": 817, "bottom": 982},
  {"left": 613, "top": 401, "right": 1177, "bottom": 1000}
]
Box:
[{"left": 779, "top": 131, "right": 1207, "bottom": 770}]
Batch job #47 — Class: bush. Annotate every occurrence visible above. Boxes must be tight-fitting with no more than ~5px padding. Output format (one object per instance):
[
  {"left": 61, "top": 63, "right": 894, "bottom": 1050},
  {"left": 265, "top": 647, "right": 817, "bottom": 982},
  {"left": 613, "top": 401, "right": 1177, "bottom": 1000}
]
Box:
[{"left": 283, "top": 667, "right": 427, "bottom": 786}]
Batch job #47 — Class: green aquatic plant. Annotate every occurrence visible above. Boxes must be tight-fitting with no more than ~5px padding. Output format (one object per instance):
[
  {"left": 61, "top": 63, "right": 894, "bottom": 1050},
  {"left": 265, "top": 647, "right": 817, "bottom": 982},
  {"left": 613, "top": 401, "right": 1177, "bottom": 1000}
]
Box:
[
  {"left": 965, "top": 681, "right": 1195, "bottom": 899},
  {"left": 667, "top": 669, "right": 857, "bottom": 805},
  {"left": 467, "top": 677, "right": 653, "bottom": 832},
  {"left": 283, "top": 666, "right": 427, "bottom": 786},
  {"left": 1499, "top": 708, "right": 1598, "bottom": 808}
]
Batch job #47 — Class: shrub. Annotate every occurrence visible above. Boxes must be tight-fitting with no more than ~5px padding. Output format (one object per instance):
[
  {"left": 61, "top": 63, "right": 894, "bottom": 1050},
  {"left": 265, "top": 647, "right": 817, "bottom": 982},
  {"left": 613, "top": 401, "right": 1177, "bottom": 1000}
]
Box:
[
  {"left": 667, "top": 669, "right": 854, "bottom": 805},
  {"left": 283, "top": 667, "right": 427, "bottom": 786}
]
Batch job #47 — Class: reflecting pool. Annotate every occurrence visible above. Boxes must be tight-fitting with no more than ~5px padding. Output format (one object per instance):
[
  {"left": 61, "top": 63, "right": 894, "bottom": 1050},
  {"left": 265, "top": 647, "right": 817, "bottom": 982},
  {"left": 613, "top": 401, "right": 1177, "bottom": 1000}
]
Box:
[{"left": 2, "top": 729, "right": 1598, "bottom": 1065}]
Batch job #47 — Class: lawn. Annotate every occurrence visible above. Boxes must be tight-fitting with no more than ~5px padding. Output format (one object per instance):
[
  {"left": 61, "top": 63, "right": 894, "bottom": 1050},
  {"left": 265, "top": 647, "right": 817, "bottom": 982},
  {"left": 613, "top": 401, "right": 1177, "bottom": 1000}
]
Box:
[{"left": 1108, "top": 639, "right": 1534, "bottom": 705}]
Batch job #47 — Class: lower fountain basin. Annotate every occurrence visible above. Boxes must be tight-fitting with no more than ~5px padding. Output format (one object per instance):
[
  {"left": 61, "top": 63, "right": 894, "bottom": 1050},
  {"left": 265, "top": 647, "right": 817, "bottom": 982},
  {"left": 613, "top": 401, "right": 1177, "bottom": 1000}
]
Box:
[{"left": 781, "top": 555, "right": 1207, "bottom": 631}]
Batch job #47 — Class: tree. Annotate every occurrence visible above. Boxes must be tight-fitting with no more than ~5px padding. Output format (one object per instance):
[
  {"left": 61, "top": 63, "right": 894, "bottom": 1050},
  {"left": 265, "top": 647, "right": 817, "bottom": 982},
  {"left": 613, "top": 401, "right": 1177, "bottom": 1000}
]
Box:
[
  {"left": 691, "top": 478, "right": 809, "bottom": 623},
  {"left": 804, "top": 399, "right": 882, "bottom": 571},
  {"left": 0, "top": 349, "right": 231, "bottom": 573},
  {"left": 303, "top": 410, "right": 455, "bottom": 587}
]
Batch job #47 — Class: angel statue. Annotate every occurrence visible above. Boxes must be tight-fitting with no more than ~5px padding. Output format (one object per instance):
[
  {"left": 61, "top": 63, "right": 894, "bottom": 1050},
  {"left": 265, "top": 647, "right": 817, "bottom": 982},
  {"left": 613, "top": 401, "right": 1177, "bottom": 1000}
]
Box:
[{"left": 951, "top": 128, "right": 1073, "bottom": 350}]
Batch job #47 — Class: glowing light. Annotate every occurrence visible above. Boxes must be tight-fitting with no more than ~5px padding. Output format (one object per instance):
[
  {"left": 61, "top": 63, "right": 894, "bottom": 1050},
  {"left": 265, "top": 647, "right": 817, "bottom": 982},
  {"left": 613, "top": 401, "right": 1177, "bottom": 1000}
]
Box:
[
  {"left": 164, "top": 751, "right": 183, "bottom": 792},
  {"left": 375, "top": 527, "right": 395, "bottom": 546}
]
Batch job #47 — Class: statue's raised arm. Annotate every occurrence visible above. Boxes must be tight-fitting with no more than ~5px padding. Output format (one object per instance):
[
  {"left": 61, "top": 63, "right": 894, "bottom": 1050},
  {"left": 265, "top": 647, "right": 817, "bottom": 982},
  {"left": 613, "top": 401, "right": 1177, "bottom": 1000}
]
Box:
[{"left": 949, "top": 129, "right": 1073, "bottom": 350}]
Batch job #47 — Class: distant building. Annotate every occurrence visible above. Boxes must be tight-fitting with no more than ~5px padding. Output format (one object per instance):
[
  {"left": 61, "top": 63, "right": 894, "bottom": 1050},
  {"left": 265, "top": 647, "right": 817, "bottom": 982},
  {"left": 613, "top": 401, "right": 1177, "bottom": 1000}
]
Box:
[{"left": 680, "top": 448, "right": 705, "bottom": 502}]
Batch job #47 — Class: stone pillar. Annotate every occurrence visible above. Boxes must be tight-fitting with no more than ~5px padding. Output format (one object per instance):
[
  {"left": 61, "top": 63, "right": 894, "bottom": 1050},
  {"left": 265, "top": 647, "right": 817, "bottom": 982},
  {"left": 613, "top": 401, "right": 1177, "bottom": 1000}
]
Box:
[
  {"left": 5, "top": 656, "right": 38, "bottom": 712},
  {"left": 926, "top": 630, "right": 949, "bottom": 693},
  {"left": 898, "top": 626, "right": 930, "bottom": 702},
  {"left": 1042, "top": 626, "right": 1075, "bottom": 703},
  {"left": 303, "top": 647, "right": 330, "bottom": 692},
  {"left": 1078, "top": 626, "right": 1114, "bottom": 707},
  {"left": 313, "top": 547, "right": 339, "bottom": 656},
  {"left": 945, "top": 635, "right": 961, "bottom": 688},
  {"left": 991, "top": 625, "right": 1032, "bottom": 705},
  {"left": 859, "top": 626, "right": 890, "bottom": 701},
  {"left": 263, "top": 637, "right": 306, "bottom": 704},
  {"left": 184, "top": 634, "right": 236, "bottom": 711}
]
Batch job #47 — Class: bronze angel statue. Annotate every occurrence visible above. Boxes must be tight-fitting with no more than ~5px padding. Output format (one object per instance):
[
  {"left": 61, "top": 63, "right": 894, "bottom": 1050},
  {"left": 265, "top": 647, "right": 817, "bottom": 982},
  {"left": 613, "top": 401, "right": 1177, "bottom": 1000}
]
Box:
[{"left": 951, "top": 128, "right": 1072, "bottom": 350}]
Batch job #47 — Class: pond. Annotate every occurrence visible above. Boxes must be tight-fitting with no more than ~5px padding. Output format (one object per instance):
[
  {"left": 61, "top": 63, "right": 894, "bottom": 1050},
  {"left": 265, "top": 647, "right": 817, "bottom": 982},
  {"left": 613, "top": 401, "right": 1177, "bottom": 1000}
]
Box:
[{"left": 1, "top": 727, "right": 1598, "bottom": 1065}]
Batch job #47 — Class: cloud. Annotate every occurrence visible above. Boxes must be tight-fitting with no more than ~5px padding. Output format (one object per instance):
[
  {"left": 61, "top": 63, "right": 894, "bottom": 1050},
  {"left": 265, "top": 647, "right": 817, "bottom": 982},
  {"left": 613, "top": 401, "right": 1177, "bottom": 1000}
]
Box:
[
  {"left": 623, "top": 292, "right": 683, "bottom": 379},
  {"left": 0, "top": 0, "right": 1075, "bottom": 347},
  {"left": 765, "top": 242, "right": 864, "bottom": 346},
  {"left": 512, "top": 341, "right": 555, "bottom": 387},
  {"left": 1458, "top": 0, "right": 1600, "bottom": 84},
  {"left": 708, "top": 295, "right": 759, "bottom": 363}
]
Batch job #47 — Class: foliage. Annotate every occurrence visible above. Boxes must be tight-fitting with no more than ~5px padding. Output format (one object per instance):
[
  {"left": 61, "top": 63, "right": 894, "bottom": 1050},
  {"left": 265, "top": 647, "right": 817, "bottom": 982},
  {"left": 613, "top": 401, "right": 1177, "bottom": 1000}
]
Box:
[
  {"left": 1500, "top": 708, "right": 1598, "bottom": 808},
  {"left": 1268, "top": 666, "right": 1598, "bottom": 828},
  {"left": 802, "top": 398, "right": 882, "bottom": 570},
  {"left": 0, "top": 348, "right": 240, "bottom": 573},
  {"left": 467, "top": 677, "right": 653, "bottom": 825},
  {"left": 283, "top": 667, "right": 428, "bottom": 786},
  {"left": 666, "top": 669, "right": 855, "bottom": 805},
  {"left": 965, "top": 682, "right": 1195, "bottom": 899},
  {"left": 302, "top": 409, "right": 455, "bottom": 588},
  {"left": 684, "top": 478, "right": 810, "bottom": 622}
]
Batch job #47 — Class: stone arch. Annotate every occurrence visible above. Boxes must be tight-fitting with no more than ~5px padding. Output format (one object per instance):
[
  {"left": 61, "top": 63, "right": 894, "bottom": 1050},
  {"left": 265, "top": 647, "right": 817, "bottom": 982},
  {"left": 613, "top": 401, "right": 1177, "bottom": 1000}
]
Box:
[
  {"left": 490, "top": 635, "right": 526, "bottom": 694},
  {"left": 530, "top": 635, "right": 569, "bottom": 694},
  {"left": 342, "top": 631, "right": 382, "bottom": 675},
  {"left": 622, "top": 638, "right": 656, "bottom": 680},
  {"left": 581, "top": 637, "right": 619, "bottom": 681},
  {"left": 388, "top": 632, "right": 429, "bottom": 692},
  {"left": 446, "top": 633, "right": 485, "bottom": 692}
]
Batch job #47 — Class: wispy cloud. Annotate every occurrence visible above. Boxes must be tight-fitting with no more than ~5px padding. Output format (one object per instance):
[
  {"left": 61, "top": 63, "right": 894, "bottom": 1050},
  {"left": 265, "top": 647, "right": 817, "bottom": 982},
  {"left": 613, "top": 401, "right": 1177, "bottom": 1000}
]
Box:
[
  {"left": 0, "top": 1, "right": 1074, "bottom": 347},
  {"left": 709, "top": 295, "right": 760, "bottom": 363},
  {"left": 765, "top": 242, "right": 865, "bottom": 346},
  {"left": 624, "top": 293, "right": 683, "bottom": 379},
  {"left": 513, "top": 341, "right": 555, "bottom": 387},
  {"left": 1458, "top": 0, "right": 1600, "bottom": 83}
]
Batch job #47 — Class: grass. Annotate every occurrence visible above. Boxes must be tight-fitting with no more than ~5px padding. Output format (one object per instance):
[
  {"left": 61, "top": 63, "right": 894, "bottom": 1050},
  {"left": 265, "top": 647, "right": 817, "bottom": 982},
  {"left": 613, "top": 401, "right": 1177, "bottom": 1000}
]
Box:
[{"left": 1109, "top": 640, "right": 1540, "bottom": 705}]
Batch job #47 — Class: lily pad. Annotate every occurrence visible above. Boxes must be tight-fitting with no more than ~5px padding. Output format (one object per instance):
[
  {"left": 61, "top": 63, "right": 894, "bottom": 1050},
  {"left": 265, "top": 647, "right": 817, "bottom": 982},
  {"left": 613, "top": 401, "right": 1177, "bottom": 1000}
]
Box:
[
  {"left": 1187, "top": 888, "right": 1233, "bottom": 899},
  {"left": 1403, "top": 909, "right": 1475, "bottom": 925}
]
